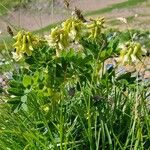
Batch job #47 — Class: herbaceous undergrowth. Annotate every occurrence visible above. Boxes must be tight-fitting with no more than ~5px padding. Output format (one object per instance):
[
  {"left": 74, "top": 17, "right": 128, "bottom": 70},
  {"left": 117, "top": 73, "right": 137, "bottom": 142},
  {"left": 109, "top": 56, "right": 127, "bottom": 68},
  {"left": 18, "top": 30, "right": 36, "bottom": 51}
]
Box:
[{"left": 0, "top": 12, "right": 150, "bottom": 150}]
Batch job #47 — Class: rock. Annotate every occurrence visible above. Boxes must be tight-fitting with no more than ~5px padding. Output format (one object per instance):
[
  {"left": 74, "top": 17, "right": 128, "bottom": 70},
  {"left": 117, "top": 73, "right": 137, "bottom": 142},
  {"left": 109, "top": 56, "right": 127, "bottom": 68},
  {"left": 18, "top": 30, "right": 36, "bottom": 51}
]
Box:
[{"left": 144, "top": 71, "right": 150, "bottom": 79}]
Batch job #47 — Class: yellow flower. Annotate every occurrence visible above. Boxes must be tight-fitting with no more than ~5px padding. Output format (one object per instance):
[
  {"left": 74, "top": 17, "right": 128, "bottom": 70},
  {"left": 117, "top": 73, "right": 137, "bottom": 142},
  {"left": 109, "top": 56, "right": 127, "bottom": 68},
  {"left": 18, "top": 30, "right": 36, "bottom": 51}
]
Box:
[
  {"left": 46, "top": 27, "right": 69, "bottom": 56},
  {"left": 62, "top": 17, "right": 84, "bottom": 41},
  {"left": 118, "top": 42, "right": 146, "bottom": 65},
  {"left": 46, "top": 17, "right": 84, "bottom": 56},
  {"left": 46, "top": 17, "right": 105, "bottom": 56},
  {"left": 87, "top": 17, "right": 105, "bottom": 39},
  {"left": 13, "top": 31, "right": 39, "bottom": 60}
]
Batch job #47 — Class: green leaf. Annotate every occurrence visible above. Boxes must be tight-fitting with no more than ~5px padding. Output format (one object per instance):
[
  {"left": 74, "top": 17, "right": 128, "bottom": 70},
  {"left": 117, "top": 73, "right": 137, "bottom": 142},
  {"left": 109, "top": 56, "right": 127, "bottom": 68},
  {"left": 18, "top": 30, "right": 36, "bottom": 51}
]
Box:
[
  {"left": 21, "top": 95, "right": 27, "bottom": 103},
  {"left": 12, "top": 103, "right": 22, "bottom": 113},
  {"left": 7, "top": 88, "right": 24, "bottom": 96},
  {"left": 0, "top": 87, "right": 3, "bottom": 93},
  {"left": 22, "top": 103, "right": 28, "bottom": 111},
  {"left": 100, "top": 50, "right": 109, "bottom": 61},
  {"left": 32, "top": 71, "right": 39, "bottom": 84},
  {"left": 7, "top": 97, "right": 21, "bottom": 104},
  {"left": 23, "top": 75, "right": 32, "bottom": 88},
  {"left": 9, "top": 80, "right": 24, "bottom": 88}
]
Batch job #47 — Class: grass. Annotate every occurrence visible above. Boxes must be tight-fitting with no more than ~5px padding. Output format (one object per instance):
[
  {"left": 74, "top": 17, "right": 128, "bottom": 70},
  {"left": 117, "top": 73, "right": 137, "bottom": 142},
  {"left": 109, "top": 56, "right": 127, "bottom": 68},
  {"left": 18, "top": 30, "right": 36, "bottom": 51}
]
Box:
[
  {"left": 0, "top": 35, "right": 14, "bottom": 50},
  {"left": 0, "top": 0, "right": 20, "bottom": 15},
  {"left": 33, "top": 21, "right": 61, "bottom": 34},
  {"left": 107, "top": 16, "right": 135, "bottom": 26},
  {"left": 1, "top": 66, "right": 150, "bottom": 149},
  {"left": 0, "top": 0, "right": 147, "bottom": 16},
  {"left": 34, "top": 0, "right": 149, "bottom": 34},
  {"left": 0, "top": 0, "right": 35, "bottom": 16},
  {"left": 85, "top": 0, "right": 149, "bottom": 16}
]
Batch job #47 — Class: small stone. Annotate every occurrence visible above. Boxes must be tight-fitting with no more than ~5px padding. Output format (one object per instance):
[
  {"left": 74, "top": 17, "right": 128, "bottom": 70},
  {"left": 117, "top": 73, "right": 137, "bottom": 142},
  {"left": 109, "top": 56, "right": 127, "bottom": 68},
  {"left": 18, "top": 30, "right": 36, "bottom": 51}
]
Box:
[
  {"left": 2, "top": 81, "right": 6, "bottom": 86},
  {"left": 0, "top": 77, "right": 3, "bottom": 83},
  {"left": 146, "top": 65, "right": 150, "bottom": 70},
  {"left": 144, "top": 71, "right": 150, "bottom": 79}
]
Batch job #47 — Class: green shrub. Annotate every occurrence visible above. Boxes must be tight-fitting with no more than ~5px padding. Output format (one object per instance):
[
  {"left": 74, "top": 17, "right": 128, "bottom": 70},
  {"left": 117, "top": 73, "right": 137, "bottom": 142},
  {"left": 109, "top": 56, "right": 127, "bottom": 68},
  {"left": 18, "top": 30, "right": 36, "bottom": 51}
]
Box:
[{"left": 0, "top": 16, "right": 150, "bottom": 150}]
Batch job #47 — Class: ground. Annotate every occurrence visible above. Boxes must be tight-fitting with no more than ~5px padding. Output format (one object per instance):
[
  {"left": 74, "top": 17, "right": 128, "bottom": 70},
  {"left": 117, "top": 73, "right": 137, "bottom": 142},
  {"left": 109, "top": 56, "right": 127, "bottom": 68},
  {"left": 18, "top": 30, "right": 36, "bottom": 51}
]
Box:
[{"left": 0, "top": 0, "right": 150, "bottom": 35}]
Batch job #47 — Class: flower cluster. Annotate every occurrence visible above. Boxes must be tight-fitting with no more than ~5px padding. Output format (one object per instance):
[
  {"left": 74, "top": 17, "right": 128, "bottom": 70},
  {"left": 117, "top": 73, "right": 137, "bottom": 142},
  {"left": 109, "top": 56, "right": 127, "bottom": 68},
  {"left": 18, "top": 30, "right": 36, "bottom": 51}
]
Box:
[
  {"left": 118, "top": 42, "right": 146, "bottom": 65},
  {"left": 12, "top": 17, "right": 105, "bottom": 59},
  {"left": 45, "top": 17, "right": 85, "bottom": 56},
  {"left": 45, "top": 27, "right": 69, "bottom": 56},
  {"left": 46, "top": 17, "right": 105, "bottom": 56},
  {"left": 87, "top": 17, "right": 105, "bottom": 39},
  {"left": 13, "top": 31, "right": 40, "bottom": 60},
  {"left": 62, "top": 17, "right": 84, "bottom": 41}
]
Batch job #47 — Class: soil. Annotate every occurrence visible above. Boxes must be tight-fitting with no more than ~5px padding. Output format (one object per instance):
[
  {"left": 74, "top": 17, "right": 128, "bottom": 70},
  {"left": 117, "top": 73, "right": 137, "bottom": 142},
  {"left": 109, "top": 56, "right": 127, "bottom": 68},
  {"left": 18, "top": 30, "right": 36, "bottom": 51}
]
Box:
[{"left": 0, "top": 0, "right": 129, "bottom": 33}]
